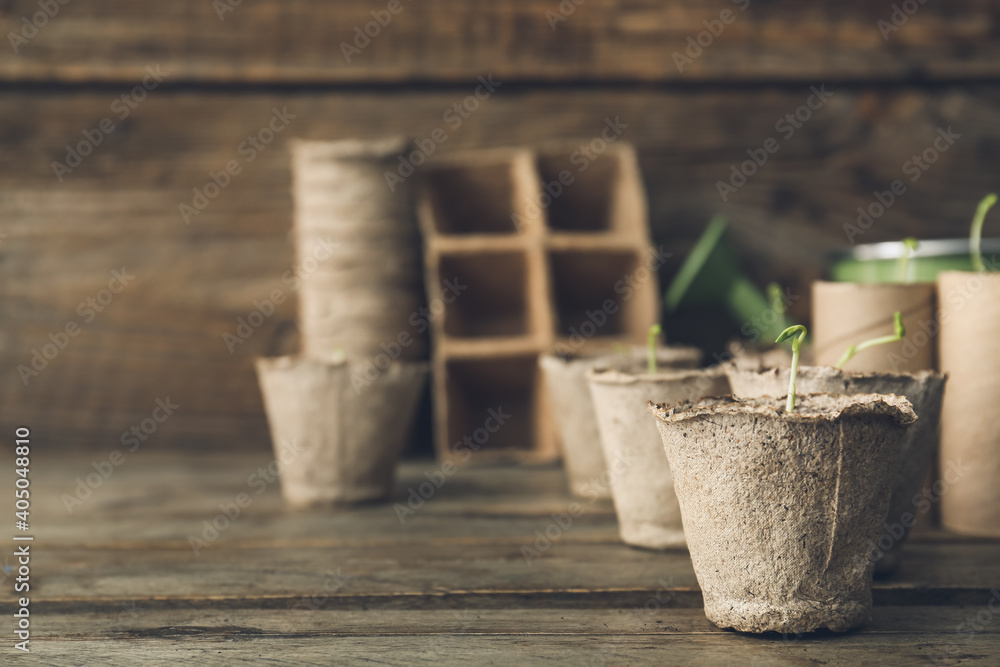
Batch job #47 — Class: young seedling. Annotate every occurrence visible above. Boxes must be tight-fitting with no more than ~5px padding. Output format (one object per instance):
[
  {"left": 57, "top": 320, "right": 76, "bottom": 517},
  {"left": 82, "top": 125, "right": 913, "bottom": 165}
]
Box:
[
  {"left": 647, "top": 324, "right": 662, "bottom": 374},
  {"left": 835, "top": 311, "right": 905, "bottom": 370},
  {"left": 775, "top": 325, "right": 807, "bottom": 413},
  {"left": 970, "top": 193, "right": 998, "bottom": 273},
  {"left": 895, "top": 237, "right": 920, "bottom": 283}
]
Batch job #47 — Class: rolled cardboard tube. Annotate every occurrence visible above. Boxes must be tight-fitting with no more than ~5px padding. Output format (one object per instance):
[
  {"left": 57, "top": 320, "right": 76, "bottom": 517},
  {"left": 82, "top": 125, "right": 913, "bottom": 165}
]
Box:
[
  {"left": 937, "top": 271, "right": 1000, "bottom": 536},
  {"left": 811, "top": 281, "right": 937, "bottom": 373}
]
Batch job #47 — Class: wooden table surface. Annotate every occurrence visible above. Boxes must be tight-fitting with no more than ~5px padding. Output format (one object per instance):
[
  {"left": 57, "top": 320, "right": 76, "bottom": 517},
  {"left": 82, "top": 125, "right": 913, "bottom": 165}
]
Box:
[{"left": 4, "top": 451, "right": 1000, "bottom": 665}]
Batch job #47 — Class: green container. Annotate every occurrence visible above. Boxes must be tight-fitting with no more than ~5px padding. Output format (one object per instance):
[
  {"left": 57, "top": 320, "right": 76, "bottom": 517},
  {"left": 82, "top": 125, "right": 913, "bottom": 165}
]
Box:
[{"left": 830, "top": 239, "right": 1000, "bottom": 284}]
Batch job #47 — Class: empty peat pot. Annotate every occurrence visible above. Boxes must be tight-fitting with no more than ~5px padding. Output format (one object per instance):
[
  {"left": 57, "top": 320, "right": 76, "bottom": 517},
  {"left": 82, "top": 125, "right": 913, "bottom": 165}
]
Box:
[
  {"left": 725, "top": 364, "right": 946, "bottom": 576},
  {"left": 649, "top": 394, "right": 917, "bottom": 634},
  {"left": 586, "top": 362, "right": 729, "bottom": 548},
  {"left": 255, "top": 355, "right": 428, "bottom": 507},
  {"left": 540, "top": 346, "right": 701, "bottom": 499}
]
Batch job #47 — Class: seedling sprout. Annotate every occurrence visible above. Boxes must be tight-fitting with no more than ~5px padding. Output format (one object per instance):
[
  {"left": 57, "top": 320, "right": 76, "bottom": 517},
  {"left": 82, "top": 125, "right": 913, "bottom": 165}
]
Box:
[
  {"left": 775, "top": 325, "right": 807, "bottom": 413},
  {"left": 970, "top": 193, "right": 998, "bottom": 273},
  {"left": 895, "top": 237, "right": 919, "bottom": 283},
  {"left": 647, "top": 324, "right": 661, "bottom": 374},
  {"left": 835, "top": 311, "right": 905, "bottom": 370}
]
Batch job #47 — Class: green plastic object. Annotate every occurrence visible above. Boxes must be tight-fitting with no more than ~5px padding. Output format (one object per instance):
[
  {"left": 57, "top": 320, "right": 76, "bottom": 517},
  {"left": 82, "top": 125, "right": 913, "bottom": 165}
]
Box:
[
  {"left": 665, "top": 216, "right": 790, "bottom": 342},
  {"left": 829, "top": 239, "right": 1000, "bottom": 283}
]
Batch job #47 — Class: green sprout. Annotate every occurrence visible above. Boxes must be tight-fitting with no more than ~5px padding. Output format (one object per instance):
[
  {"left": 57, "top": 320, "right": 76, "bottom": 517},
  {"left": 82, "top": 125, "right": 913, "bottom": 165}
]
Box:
[
  {"left": 775, "top": 325, "right": 807, "bottom": 413},
  {"left": 971, "top": 193, "right": 998, "bottom": 273},
  {"left": 766, "top": 282, "right": 786, "bottom": 318},
  {"left": 835, "top": 311, "right": 905, "bottom": 370},
  {"left": 895, "top": 237, "right": 920, "bottom": 283},
  {"left": 647, "top": 324, "right": 661, "bottom": 374}
]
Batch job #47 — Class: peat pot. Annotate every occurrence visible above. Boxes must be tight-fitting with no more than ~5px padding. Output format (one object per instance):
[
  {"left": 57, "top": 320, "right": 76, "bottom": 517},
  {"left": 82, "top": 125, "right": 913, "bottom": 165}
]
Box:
[
  {"left": 725, "top": 364, "right": 946, "bottom": 576},
  {"left": 650, "top": 394, "right": 916, "bottom": 633},
  {"left": 540, "top": 346, "right": 701, "bottom": 499},
  {"left": 586, "top": 363, "right": 729, "bottom": 548},
  {"left": 255, "top": 355, "right": 428, "bottom": 507}
]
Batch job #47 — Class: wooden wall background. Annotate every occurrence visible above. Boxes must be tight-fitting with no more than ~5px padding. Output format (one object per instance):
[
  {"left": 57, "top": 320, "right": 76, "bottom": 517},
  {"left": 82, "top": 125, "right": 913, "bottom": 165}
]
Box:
[{"left": 2, "top": 0, "right": 999, "bottom": 451}]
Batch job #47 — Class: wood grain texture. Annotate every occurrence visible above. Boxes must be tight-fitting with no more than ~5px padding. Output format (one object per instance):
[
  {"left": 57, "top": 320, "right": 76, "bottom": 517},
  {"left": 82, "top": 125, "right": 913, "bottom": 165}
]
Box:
[
  {"left": 3, "top": 87, "right": 999, "bottom": 447},
  {"left": 2, "top": 454, "right": 999, "bottom": 664},
  {"left": 1, "top": 1, "right": 999, "bottom": 84}
]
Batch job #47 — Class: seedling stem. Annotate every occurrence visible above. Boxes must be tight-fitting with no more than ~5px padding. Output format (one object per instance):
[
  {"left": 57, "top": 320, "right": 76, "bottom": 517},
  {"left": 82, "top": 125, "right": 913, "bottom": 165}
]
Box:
[
  {"left": 835, "top": 311, "right": 905, "bottom": 370},
  {"left": 971, "top": 193, "right": 998, "bottom": 273},
  {"left": 647, "top": 324, "right": 661, "bottom": 374},
  {"left": 896, "top": 237, "right": 919, "bottom": 283},
  {"left": 775, "top": 325, "right": 807, "bottom": 413}
]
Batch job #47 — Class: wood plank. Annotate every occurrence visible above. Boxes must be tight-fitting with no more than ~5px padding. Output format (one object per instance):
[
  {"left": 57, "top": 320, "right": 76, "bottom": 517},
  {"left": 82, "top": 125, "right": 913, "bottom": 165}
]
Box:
[
  {"left": 17, "top": 631, "right": 1000, "bottom": 666},
  {"left": 28, "top": 607, "right": 1000, "bottom": 639},
  {"left": 3, "top": 87, "right": 999, "bottom": 446},
  {"left": 1, "top": 1, "right": 999, "bottom": 84}
]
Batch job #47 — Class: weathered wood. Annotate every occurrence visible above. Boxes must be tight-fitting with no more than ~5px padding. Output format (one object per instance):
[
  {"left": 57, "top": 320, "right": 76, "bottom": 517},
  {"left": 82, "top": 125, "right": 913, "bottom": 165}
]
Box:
[
  {"left": 2, "top": 1, "right": 999, "bottom": 84},
  {"left": 29, "top": 606, "right": 1000, "bottom": 639},
  {"left": 3, "top": 88, "right": 999, "bottom": 446},
  {"left": 18, "top": 631, "right": 1000, "bottom": 666},
  {"left": 4, "top": 453, "right": 1000, "bottom": 663}
]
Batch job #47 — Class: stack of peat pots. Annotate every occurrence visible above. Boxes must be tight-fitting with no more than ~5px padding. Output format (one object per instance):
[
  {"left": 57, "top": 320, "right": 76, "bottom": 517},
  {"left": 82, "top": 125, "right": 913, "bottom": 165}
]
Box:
[{"left": 255, "top": 138, "right": 429, "bottom": 507}]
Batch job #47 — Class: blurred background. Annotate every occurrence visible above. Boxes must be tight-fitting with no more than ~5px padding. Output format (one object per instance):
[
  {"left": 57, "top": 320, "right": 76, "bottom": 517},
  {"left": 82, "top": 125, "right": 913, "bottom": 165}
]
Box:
[{"left": 2, "top": 0, "right": 999, "bottom": 454}]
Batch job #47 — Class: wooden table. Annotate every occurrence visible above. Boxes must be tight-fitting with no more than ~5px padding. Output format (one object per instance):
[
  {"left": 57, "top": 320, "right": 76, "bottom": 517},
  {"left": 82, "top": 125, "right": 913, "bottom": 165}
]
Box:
[{"left": 6, "top": 452, "right": 1000, "bottom": 665}]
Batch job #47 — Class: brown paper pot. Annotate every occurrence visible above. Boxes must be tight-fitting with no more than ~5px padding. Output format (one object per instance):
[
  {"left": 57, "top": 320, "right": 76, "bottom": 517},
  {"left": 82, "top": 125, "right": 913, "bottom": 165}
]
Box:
[
  {"left": 291, "top": 138, "right": 427, "bottom": 362},
  {"left": 938, "top": 271, "right": 1000, "bottom": 536},
  {"left": 650, "top": 394, "right": 916, "bottom": 634},
  {"left": 586, "top": 364, "right": 729, "bottom": 548},
  {"left": 812, "top": 281, "right": 936, "bottom": 372},
  {"left": 725, "top": 364, "right": 945, "bottom": 576},
  {"left": 540, "top": 346, "right": 701, "bottom": 499},
  {"left": 255, "top": 355, "right": 428, "bottom": 507}
]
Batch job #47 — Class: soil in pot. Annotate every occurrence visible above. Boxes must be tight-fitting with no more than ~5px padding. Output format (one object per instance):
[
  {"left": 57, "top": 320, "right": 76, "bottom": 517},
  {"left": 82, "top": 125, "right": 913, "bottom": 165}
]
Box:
[
  {"left": 541, "top": 345, "right": 701, "bottom": 499},
  {"left": 255, "top": 355, "right": 428, "bottom": 507},
  {"left": 650, "top": 394, "right": 916, "bottom": 634},
  {"left": 586, "top": 362, "right": 729, "bottom": 548},
  {"left": 725, "top": 364, "right": 945, "bottom": 576}
]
